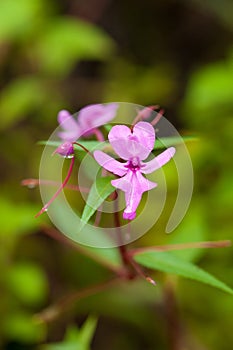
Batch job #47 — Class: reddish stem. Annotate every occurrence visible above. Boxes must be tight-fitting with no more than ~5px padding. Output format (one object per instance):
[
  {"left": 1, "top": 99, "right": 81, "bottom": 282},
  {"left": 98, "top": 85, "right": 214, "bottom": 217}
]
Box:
[
  {"left": 21, "top": 178, "right": 89, "bottom": 193},
  {"left": 113, "top": 194, "right": 129, "bottom": 266},
  {"left": 94, "top": 208, "right": 102, "bottom": 226},
  {"left": 34, "top": 277, "right": 120, "bottom": 324},
  {"left": 73, "top": 142, "right": 94, "bottom": 158},
  {"left": 128, "top": 240, "right": 231, "bottom": 256},
  {"left": 164, "top": 277, "right": 185, "bottom": 350},
  {"left": 132, "top": 105, "right": 159, "bottom": 127},
  {"left": 128, "top": 257, "right": 156, "bottom": 285},
  {"left": 94, "top": 128, "right": 105, "bottom": 142},
  {"left": 35, "top": 156, "right": 75, "bottom": 217},
  {"left": 113, "top": 197, "right": 155, "bottom": 284},
  {"left": 151, "top": 108, "right": 164, "bottom": 126},
  {"left": 41, "top": 224, "right": 128, "bottom": 275}
]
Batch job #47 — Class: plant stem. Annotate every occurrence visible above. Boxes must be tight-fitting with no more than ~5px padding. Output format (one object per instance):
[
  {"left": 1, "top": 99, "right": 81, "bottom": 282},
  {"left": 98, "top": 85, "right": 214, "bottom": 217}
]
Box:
[
  {"left": 113, "top": 194, "right": 129, "bottom": 267},
  {"left": 113, "top": 195, "right": 156, "bottom": 283},
  {"left": 21, "top": 178, "right": 89, "bottom": 193},
  {"left": 73, "top": 142, "right": 94, "bottom": 158},
  {"left": 128, "top": 256, "right": 156, "bottom": 285},
  {"left": 35, "top": 156, "right": 75, "bottom": 217},
  {"left": 94, "top": 128, "right": 105, "bottom": 142},
  {"left": 163, "top": 277, "right": 186, "bottom": 350},
  {"left": 128, "top": 240, "right": 231, "bottom": 256},
  {"left": 132, "top": 105, "right": 159, "bottom": 126},
  {"left": 41, "top": 225, "right": 126, "bottom": 275},
  {"left": 151, "top": 108, "right": 164, "bottom": 126},
  {"left": 34, "top": 278, "right": 121, "bottom": 324}
]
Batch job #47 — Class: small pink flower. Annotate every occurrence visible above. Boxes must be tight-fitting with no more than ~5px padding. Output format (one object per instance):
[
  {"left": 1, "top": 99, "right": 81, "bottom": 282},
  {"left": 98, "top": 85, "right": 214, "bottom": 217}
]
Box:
[
  {"left": 94, "top": 122, "right": 175, "bottom": 220},
  {"left": 58, "top": 103, "right": 118, "bottom": 142},
  {"left": 54, "top": 141, "right": 74, "bottom": 158}
]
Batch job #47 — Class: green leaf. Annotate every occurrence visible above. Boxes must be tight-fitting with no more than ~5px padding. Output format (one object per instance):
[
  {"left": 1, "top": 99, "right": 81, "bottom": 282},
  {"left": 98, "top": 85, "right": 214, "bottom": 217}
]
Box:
[
  {"left": 80, "top": 177, "right": 115, "bottom": 227},
  {"left": 44, "top": 194, "right": 121, "bottom": 251},
  {"left": 134, "top": 251, "right": 233, "bottom": 295},
  {"left": 39, "top": 140, "right": 103, "bottom": 152},
  {"left": 181, "top": 57, "right": 233, "bottom": 127},
  {"left": 66, "top": 316, "right": 97, "bottom": 346},
  {"left": 40, "top": 136, "right": 197, "bottom": 154},
  {"left": 40, "top": 317, "right": 97, "bottom": 350},
  {"left": 0, "top": 197, "right": 41, "bottom": 237},
  {"left": 0, "top": 77, "right": 47, "bottom": 130},
  {"left": 0, "top": 0, "right": 45, "bottom": 42},
  {"left": 36, "top": 18, "right": 115, "bottom": 75},
  {"left": 166, "top": 204, "right": 207, "bottom": 262},
  {"left": 7, "top": 263, "right": 48, "bottom": 305},
  {"left": 41, "top": 342, "right": 84, "bottom": 350},
  {"left": 154, "top": 136, "right": 198, "bottom": 149},
  {"left": 3, "top": 312, "right": 46, "bottom": 343},
  {"left": 103, "top": 124, "right": 113, "bottom": 132},
  {"left": 190, "top": 62, "right": 233, "bottom": 110},
  {"left": 80, "top": 246, "right": 122, "bottom": 269}
]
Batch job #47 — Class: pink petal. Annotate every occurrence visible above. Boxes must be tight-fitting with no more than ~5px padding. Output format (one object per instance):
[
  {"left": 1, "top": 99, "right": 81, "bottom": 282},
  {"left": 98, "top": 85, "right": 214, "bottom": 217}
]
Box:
[
  {"left": 91, "top": 103, "right": 118, "bottom": 127},
  {"left": 142, "top": 147, "right": 176, "bottom": 174},
  {"left": 111, "top": 173, "right": 132, "bottom": 192},
  {"left": 54, "top": 142, "right": 74, "bottom": 157},
  {"left": 108, "top": 125, "right": 132, "bottom": 160},
  {"left": 58, "top": 130, "right": 81, "bottom": 142},
  {"left": 132, "top": 122, "right": 155, "bottom": 156},
  {"left": 109, "top": 124, "right": 153, "bottom": 160},
  {"left": 123, "top": 182, "right": 142, "bottom": 220},
  {"left": 123, "top": 172, "right": 157, "bottom": 219},
  {"left": 78, "top": 104, "right": 118, "bottom": 134},
  {"left": 123, "top": 211, "right": 136, "bottom": 220},
  {"left": 135, "top": 171, "right": 157, "bottom": 192},
  {"left": 57, "top": 109, "right": 71, "bottom": 124},
  {"left": 94, "top": 150, "right": 127, "bottom": 176},
  {"left": 58, "top": 110, "right": 78, "bottom": 130},
  {"left": 111, "top": 171, "right": 157, "bottom": 220},
  {"left": 57, "top": 110, "right": 80, "bottom": 141},
  {"left": 58, "top": 110, "right": 70, "bottom": 124}
]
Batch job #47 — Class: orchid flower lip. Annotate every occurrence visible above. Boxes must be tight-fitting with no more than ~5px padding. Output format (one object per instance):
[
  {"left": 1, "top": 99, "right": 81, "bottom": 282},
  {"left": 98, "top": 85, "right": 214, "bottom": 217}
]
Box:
[
  {"left": 124, "top": 158, "right": 142, "bottom": 172},
  {"left": 123, "top": 211, "right": 136, "bottom": 220}
]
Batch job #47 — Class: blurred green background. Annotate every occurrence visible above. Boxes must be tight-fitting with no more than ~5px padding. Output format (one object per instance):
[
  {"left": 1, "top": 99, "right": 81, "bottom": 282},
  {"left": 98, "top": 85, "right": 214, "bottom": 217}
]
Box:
[{"left": 0, "top": 0, "right": 233, "bottom": 349}]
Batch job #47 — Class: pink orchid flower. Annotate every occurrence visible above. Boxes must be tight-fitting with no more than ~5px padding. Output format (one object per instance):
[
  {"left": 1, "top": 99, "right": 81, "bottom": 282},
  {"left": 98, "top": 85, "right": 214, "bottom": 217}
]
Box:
[
  {"left": 58, "top": 103, "right": 118, "bottom": 142},
  {"left": 55, "top": 103, "right": 118, "bottom": 157},
  {"left": 94, "top": 122, "right": 175, "bottom": 220}
]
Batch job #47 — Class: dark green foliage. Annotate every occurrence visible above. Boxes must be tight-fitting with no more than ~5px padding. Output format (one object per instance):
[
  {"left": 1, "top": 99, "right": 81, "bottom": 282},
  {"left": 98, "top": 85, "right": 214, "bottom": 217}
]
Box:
[{"left": 0, "top": 0, "right": 233, "bottom": 349}]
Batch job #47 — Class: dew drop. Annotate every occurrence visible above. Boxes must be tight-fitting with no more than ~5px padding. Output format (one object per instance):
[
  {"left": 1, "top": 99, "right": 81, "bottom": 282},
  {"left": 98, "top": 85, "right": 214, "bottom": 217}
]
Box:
[
  {"left": 27, "top": 183, "right": 36, "bottom": 189},
  {"left": 146, "top": 277, "right": 156, "bottom": 286},
  {"left": 125, "top": 233, "right": 130, "bottom": 241}
]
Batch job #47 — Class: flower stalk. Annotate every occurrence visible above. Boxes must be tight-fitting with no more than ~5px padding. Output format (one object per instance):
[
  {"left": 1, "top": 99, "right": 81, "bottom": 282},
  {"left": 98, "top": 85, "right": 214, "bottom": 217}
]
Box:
[{"left": 35, "top": 156, "right": 75, "bottom": 217}]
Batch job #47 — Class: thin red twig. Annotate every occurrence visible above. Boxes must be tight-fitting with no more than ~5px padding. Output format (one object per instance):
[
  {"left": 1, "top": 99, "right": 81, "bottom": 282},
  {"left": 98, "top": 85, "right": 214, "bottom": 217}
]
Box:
[
  {"left": 128, "top": 240, "right": 232, "bottom": 256},
  {"left": 21, "top": 178, "right": 89, "bottom": 193},
  {"left": 35, "top": 157, "right": 75, "bottom": 217}
]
